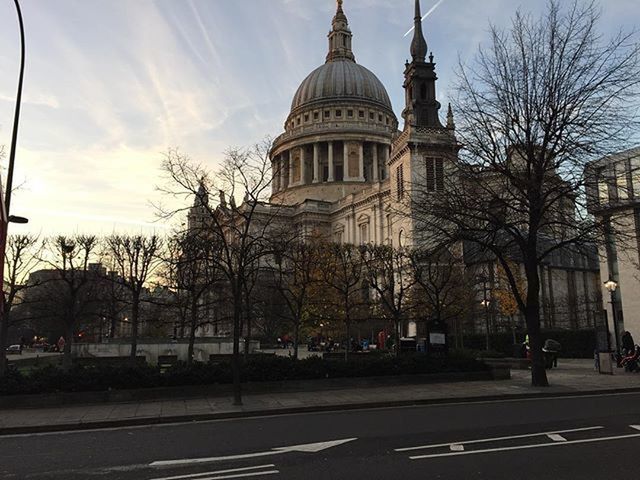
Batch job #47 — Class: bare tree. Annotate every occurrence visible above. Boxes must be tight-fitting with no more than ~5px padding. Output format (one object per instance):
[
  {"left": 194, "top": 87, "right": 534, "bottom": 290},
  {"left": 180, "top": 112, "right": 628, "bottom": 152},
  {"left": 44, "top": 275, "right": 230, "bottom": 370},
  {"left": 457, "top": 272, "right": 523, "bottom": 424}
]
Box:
[
  {"left": 158, "top": 139, "right": 280, "bottom": 405},
  {"left": 411, "top": 1, "right": 640, "bottom": 386},
  {"left": 103, "top": 234, "right": 162, "bottom": 362},
  {"left": 165, "top": 230, "right": 219, "bottom": 364},
  {"left": 268, "top": 239, "right": 319, "bottom": 359},
  {"left": 410, "top": 247, "right": 475, "bottom": 348},
  {"left": 0, "top": 234, "right": 42, "bottom": 376},
  {"left": 32, "top": 236, "right": 101, "bottom": 370},
  {"left": 315, "top": 243, "right": 368, "bottom": 361},
  {"left": 361, "top": 245, "right": 417, "bottom": 356}
]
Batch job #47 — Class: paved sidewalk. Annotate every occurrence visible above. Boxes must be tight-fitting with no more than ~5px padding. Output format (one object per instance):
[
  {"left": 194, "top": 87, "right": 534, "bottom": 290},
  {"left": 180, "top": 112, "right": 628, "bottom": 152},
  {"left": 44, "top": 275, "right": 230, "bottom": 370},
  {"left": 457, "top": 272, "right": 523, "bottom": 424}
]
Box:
[{"left": 1, "top": 359, "right": 639, "bottom": 435}]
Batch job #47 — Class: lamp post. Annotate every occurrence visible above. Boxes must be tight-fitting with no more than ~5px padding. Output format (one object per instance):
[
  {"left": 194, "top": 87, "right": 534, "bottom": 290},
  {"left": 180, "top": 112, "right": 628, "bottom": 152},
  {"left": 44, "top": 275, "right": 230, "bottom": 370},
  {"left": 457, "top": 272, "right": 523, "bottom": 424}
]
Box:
[
  {"left": 481, "top": 298, "right": 491, "bottom": 351},
  {"left": 604, "top": 279, "right": 619, "bottom": 354},
  {"left": 478, "top": 272, "right": 491, "bottom": 351},
  {"left": 0, "top": 0, "right": 26, "bottom": 377},
  {"left": 6, "top": 0, "right": 26, "bottom": 215}
]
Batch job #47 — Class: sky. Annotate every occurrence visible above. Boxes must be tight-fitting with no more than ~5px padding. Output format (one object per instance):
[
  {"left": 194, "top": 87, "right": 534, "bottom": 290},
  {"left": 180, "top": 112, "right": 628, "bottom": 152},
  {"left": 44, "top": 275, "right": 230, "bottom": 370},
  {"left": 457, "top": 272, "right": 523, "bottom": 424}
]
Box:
[{"left": 0, "top": 0, "right": 638, "bottom": 235}]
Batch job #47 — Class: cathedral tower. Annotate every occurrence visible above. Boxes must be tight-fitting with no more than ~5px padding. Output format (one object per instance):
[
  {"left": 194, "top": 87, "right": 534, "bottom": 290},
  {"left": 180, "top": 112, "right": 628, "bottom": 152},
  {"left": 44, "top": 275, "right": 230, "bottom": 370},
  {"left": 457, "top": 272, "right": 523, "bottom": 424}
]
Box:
[
  {"left": 388, "top": 0, "right": 458, "bottom": 248},
  {"left": 402, "top": 0, "right": 443, "bottom": 129}
]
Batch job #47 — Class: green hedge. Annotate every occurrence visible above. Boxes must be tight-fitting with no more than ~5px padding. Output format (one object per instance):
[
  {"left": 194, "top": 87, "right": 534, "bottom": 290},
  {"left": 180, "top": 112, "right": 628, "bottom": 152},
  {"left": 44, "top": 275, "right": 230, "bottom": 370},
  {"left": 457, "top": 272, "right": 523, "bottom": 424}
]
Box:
[
  {"left": 461, "top": 330, "right": 596, "bottom": 358},
  {"left": 0, "top": 353, "right": 489, "bottom": 396}
]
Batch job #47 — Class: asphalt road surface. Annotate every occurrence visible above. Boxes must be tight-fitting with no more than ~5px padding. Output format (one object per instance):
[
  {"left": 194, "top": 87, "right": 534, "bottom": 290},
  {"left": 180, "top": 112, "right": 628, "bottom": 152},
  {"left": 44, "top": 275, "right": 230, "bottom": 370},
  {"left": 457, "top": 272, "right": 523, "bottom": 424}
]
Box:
[{"left": 2, "top": 392, "right": 640, "bottom": 479}]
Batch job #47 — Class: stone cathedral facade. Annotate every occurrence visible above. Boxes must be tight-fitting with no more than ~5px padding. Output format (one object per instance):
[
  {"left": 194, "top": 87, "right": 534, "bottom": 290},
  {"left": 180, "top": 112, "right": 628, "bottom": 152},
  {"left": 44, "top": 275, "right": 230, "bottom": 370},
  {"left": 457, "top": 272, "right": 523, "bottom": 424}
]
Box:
[
  {"left": 268, "top": 0, "right": 456, "bottom": 250},
  {"left": 190, "top": 0, "right": 602, "bottom": 335}
]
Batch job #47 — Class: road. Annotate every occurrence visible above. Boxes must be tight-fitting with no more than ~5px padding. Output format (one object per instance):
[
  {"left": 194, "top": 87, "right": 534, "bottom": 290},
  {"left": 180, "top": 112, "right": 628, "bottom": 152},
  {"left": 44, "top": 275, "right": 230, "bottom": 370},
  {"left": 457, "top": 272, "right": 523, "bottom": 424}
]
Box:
[{"left": 2, "top": 392, "right": 640, "bottom": 479}]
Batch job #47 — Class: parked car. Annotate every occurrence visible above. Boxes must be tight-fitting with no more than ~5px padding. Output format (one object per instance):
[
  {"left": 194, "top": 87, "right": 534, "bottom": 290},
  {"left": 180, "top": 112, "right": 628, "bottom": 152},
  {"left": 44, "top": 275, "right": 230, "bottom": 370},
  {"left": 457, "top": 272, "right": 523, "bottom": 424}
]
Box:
[{"left": 5, "top": 344, "right": 22, "bottom": 355}]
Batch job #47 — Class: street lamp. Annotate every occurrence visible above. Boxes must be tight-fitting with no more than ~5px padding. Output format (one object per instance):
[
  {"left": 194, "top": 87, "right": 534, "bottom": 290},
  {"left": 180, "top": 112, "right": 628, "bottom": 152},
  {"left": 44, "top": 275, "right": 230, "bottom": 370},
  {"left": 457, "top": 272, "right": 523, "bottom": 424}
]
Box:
[
  {"left": 0, "top": 0, "right": 26, "bottom": 376},
  {"left": 480, "top": 298, "right": 491, "bottom": 351},
  {"left": 604, "top": 279, "right": 619, "bottom": 354},
  {"left": 6, "top": 0, "right": 26, "bottom": 215}
]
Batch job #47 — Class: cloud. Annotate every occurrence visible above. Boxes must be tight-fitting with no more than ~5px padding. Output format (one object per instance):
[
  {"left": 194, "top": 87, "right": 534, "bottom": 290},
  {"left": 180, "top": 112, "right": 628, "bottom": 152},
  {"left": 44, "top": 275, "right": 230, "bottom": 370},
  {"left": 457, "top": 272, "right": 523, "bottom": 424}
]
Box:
[{"left": 0, "top": 0, "right": 636, "bottom": 234}]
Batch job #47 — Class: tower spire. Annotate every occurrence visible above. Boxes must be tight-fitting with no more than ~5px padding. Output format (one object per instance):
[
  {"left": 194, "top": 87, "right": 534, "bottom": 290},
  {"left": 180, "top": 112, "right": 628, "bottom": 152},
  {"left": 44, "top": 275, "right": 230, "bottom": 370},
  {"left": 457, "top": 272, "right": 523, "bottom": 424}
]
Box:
[
  {"left": 410, "top": 0, "right": 428, "bottom": 62},
  {"left": 402, "top": 0, "right": 443, "bottom": 129},
  {"left": 447, "top": 103, "right": 455, "bottom": 129},
  {"left": 326, "top": 0, "right": 355, "bottom": 63}
]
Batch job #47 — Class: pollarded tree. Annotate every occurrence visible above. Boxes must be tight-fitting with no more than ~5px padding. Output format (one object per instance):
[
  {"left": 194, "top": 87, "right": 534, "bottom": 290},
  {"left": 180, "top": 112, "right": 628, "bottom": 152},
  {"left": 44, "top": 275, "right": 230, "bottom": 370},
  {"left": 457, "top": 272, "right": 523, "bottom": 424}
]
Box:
[
  {"left": 104, "top": 234, "right": 163, "bottom": 362},
  {"left": 411, "top": 1, "right": 640, "bottom": 386},
  {"left": 33, "top": 235, "right": 101, "bottom": 370}
]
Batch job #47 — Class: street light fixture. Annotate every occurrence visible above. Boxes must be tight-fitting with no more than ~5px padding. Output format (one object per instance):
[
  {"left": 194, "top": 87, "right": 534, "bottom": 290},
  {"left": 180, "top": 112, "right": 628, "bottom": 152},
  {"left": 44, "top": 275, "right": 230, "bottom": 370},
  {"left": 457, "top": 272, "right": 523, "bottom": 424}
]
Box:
[
  {"left": 604, "top": 279, "right": 620, "bottom": 354},
  {"left": 480, "top": 298, "right": 491, "bottom": 350}
]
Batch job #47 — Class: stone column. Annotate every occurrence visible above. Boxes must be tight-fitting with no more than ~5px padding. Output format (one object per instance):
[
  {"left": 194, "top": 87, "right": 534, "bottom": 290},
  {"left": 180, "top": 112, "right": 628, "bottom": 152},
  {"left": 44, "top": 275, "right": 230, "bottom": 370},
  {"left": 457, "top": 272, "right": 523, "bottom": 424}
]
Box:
[
  {"left": 358, "top": 142, "right": 365, "bottom": 181},
  {"left": 372, "top": 204, "right": 378, "bottom": 244},
  {"left": 383, "top": 145, "right": 390, "bottom": 179},
  {"left": 313, "top": 143, "right": 320, "bottom": 183},
  {"left": 280, "top": 156, "right": 286, "bottom": 190},
  {"left": 288, "top": 150, "right": 294, "bottom": 187},
  {"left": 343, "top": 141, "right": 350, "bottom": 181},
  {"left": 272, "top": 159, "right": 279, "bottom": 192},
  {"left": 372, "top": 144, "right": 379, "bottom": 181},
  {"left": 328, "top": 142, "right": 334, "bottom": 182},
  {"left": 300, "top": 147, "right": 307, "bottom": 186}
]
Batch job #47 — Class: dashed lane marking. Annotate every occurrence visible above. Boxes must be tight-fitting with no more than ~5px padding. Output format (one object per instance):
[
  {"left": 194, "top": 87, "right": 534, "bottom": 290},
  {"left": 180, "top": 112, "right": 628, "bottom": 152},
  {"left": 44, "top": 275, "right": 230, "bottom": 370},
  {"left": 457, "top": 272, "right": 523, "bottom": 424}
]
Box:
[
  {"left": 395, "top": 426, "right": 603, "bottom": 452},
  {"left": 547, "top": 434, "right": 567, "bottom": 442},
  {"left": 409, "top": 432, "right": 640, "bottom": 460}
]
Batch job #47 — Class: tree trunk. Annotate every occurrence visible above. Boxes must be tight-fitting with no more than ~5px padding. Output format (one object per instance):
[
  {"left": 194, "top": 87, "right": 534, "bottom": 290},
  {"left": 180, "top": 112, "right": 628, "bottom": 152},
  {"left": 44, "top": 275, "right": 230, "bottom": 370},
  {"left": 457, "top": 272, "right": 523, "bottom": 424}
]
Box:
[
  {"left": 524, "top": 254, "right": 549, "bottom": 387},
  {"left": 187, "top": 295, "right": 198, "bottom": 365},
  {"left": 344, "top": 318, "right": 350, "bottom": 362},
  {"left": 244, "top": 305, "right": 252, "bottom": 360},
  {"left": 130, "top": 293, "right": 140, "bottom": 363},
  {"left": 293, "top": 320, "right": 300, "bottom": 360},
  {"left": 0, "top": 308, "right": 9, "bottom": 377},
  {"left": 109, "top": 315, "right": 117, "bottom": 339},
  {"left": 231, "top": 287, "right": 243, "bottom": 406},
  {"left": 62, "top": 324, "right": 74, "bottom": 371}
]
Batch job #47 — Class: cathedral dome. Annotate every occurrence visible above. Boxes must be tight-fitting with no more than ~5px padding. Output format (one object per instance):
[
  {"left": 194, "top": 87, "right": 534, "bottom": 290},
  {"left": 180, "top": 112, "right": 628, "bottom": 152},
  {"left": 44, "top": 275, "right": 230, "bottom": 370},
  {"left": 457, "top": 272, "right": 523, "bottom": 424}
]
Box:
[{"left": 291, "top": 60, "right": 393, "bottom": 114}]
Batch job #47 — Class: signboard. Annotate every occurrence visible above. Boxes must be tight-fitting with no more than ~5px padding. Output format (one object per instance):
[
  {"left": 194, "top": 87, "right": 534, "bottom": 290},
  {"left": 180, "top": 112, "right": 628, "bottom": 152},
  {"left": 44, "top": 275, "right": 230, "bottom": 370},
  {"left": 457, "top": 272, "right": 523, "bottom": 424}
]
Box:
[{"left": 426, "top": 319, "right": 448, "bottom": 358}]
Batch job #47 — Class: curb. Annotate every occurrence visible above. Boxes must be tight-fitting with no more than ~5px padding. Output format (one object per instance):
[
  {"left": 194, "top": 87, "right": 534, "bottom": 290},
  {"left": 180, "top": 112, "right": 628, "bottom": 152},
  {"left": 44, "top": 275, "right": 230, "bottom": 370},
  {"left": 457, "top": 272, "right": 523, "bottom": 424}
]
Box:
[{"left": 2, "top": 386, "right": 640, "bottom": 436}]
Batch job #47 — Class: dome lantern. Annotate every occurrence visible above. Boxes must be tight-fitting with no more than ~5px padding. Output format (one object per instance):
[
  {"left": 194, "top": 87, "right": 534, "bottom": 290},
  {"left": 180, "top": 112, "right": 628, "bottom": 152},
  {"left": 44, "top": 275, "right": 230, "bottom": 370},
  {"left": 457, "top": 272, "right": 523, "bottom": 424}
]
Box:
[{"left": 326, "top": 0, "right": 355, "bottom": 63}]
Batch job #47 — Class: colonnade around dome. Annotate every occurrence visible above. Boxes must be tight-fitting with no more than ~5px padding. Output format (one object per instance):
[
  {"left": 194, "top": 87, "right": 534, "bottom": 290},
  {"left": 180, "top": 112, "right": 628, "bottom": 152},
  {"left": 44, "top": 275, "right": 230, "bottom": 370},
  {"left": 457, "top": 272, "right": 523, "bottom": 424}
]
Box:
[{"left": 271, "top": 139, "right": 391, "bottom": 199}]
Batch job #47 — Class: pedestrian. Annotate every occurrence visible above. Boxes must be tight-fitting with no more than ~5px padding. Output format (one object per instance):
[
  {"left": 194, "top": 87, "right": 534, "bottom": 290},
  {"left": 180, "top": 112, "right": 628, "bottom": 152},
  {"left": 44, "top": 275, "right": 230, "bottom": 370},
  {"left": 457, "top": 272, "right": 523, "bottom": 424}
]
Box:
[
  {"left": 57, "top": 336, "right": 65, "bottom": 353},
  {"left": 621, "top": 331, "right": 635, "bottom": 356}
]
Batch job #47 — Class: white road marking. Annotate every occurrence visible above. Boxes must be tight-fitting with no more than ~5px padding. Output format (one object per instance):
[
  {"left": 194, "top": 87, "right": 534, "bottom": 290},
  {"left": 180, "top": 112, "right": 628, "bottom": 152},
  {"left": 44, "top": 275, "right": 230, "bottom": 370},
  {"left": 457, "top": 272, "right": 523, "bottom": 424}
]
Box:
[
  {"left": 547, "top": 434, "right": 567, "bottom": 442},
  {"left": 449, "top": 444, "right": 464, "bottom": 451},
  {"left": 194, "top": 471, "right": 279, "bottom": 480},
  {"left": 395, "top": 426, "right": 602, "bottom": 452},
  {"left": 631, "top": 425, "right": 640, "bottom": 431},
  {"left": 148, "top": 464, "right": 276, "bottom": 480},
  {"left": 150, "top": 438, "right": 357, "bottom": 467},
  {"left": 409, "top": 432, "right": 640, "bottom": 460}
]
